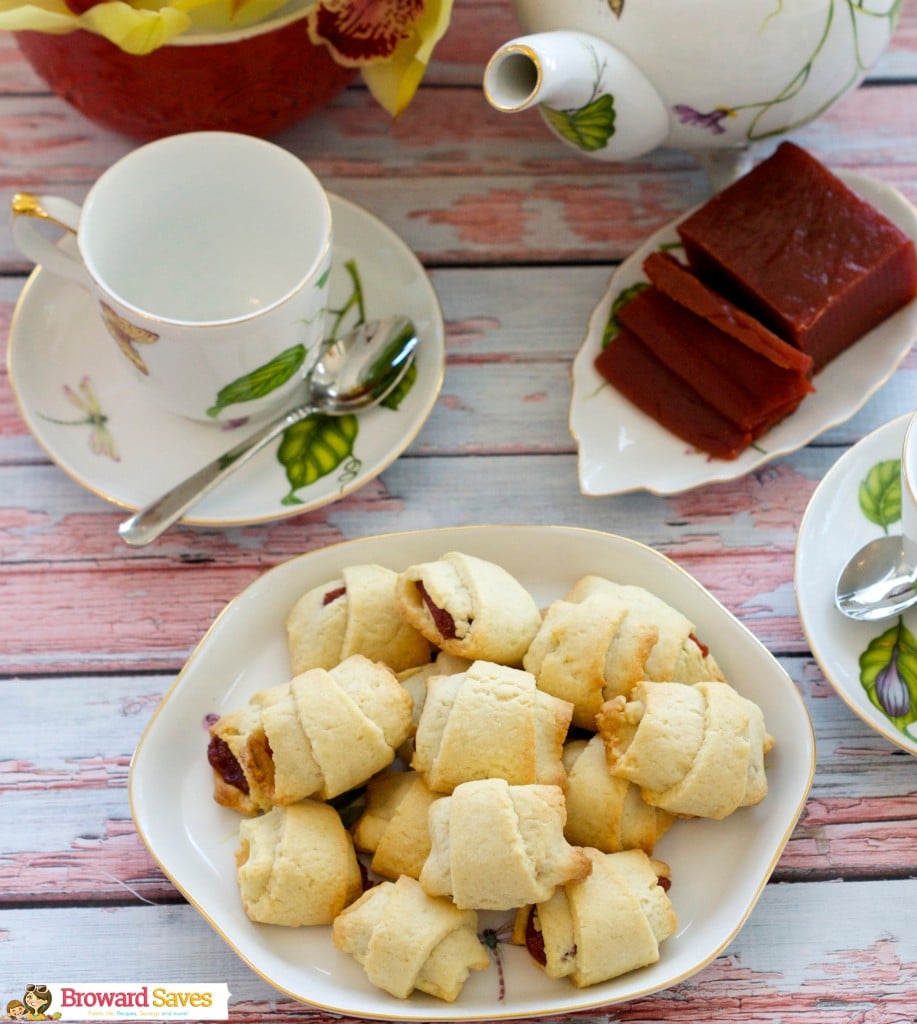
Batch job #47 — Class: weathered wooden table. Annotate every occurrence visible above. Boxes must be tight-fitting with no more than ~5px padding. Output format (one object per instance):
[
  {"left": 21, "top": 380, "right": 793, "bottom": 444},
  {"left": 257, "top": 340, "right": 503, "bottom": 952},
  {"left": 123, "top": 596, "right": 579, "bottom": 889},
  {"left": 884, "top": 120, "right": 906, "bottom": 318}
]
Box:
[{"left": 2, "top": 2, "right": 917, "bottom": 1019}]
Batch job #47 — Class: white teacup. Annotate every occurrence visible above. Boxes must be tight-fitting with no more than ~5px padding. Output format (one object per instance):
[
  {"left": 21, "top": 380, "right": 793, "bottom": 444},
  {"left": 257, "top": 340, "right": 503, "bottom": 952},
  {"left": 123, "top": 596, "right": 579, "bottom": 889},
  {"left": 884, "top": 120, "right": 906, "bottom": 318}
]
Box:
[{"left": 11, "top": 131, "right": 333, "bottom": 424}]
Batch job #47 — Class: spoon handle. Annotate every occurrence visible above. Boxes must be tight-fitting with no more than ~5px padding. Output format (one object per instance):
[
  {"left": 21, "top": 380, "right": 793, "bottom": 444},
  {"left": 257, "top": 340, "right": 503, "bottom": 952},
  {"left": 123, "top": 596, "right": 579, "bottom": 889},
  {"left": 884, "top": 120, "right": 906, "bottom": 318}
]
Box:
[{"left": 118, "top": 403, "right": 314, "bottom": 547}]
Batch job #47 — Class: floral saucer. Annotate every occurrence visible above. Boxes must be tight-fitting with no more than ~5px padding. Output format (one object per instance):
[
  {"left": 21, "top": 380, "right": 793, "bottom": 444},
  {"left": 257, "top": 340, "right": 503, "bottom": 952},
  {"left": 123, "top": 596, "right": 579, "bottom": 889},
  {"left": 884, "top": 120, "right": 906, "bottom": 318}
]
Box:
[
  {"left": 7, "top": 194, "right": 445, "bottom": 527},
  {"left": 570, "top": 171, "right": 917, "bottom": 496},
  {"left": 795, "top": 413, "right": 917, "bottom": 755}
]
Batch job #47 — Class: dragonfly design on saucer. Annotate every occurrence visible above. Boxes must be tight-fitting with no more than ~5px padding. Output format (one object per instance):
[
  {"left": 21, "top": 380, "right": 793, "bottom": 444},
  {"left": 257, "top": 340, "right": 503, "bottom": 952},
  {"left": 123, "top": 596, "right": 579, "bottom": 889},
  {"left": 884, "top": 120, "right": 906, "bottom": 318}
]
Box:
[
  {"left": 853, "top": 457, "right": 917, "bottom": 734},
  {"left": 40, "top": 376, "right": 120, "bottom": 462}
]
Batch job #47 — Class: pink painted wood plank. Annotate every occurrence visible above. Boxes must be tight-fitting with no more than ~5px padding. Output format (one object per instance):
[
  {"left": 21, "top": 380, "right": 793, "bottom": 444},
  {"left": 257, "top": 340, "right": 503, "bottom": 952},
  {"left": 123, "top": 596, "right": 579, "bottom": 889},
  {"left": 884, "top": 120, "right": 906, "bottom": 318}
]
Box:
[
  {"left": 781, "top": 816, "right": 917, "bottom": 877},
  {"left": 803, "top": 792, "right": 917, "bottom": 825},
  {"left": 5, "top": 78, "right": 917, "bottom": 190},
  {"left": 0, "top": 819, "right": 166, "bottom": 903},
  {"left": 7, "top": 431, "right": 917, "bottom": 671},
  {"left": 0, "top": 516, "right": 799, "bottom": 673},
  {"left": 1, "top": 562, "right": 280, "bottom": 670},
  {"left": 2, "top": 83, "right": 917, "bottom": 269}
]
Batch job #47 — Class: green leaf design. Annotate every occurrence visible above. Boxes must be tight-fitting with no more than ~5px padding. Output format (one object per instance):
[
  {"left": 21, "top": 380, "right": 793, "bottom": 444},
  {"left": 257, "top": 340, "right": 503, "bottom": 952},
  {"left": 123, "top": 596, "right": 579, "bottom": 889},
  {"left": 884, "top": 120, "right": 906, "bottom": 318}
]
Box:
[
  {"left": 602, "top": 282, "right": 649, "bottom": 349},
  {"left": 542, "top": 94, "right": 616, "bottom": 153},
  {"left": 859, "top": 619, "right": 917, "bottom": 731},
  {"left": 207, "top": 344, "right": 306, "bottom": 419},
  {"left": 858, "top": 459, "right": 902, "bottom": 531},
  {"left": 381, "top": 360, "right": 417, "bottom": 411},
  {"left": 277, "top": 413, "right": 359, "bottom": 504}
]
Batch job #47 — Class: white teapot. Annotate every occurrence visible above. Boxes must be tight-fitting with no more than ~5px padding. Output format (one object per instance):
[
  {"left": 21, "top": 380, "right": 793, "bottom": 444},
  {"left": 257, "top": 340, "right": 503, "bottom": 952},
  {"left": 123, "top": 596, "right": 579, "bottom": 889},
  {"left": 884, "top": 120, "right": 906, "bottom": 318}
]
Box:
[{"left": 484, "top": 0, "right": 900, "bottom": 165}]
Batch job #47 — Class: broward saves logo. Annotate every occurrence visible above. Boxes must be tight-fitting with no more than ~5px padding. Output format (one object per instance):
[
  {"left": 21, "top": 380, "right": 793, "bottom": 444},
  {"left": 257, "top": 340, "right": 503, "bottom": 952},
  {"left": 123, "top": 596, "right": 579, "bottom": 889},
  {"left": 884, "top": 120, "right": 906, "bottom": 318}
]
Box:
[{"left": 4, "top": 984, "right": 229, "bottom": 1021}]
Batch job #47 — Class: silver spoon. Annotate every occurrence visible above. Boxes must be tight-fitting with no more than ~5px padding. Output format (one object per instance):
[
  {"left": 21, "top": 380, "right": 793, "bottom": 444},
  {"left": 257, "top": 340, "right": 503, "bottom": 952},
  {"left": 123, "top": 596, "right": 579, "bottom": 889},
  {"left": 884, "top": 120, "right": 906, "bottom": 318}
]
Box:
[
  {"left": 835, "top": 535, "right": 917, "bottom": 621},
  {"left": 118, "top": 315, "right": 418, "bottom": 547},
  {"left": 835, "top": 412, "right": 917, "bottom": 622}
]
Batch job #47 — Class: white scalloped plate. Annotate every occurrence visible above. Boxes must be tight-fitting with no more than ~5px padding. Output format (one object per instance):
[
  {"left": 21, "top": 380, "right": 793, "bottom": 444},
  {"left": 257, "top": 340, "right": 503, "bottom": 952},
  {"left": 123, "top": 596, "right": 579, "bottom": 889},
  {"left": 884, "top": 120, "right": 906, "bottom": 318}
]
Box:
[
  {"left": 130, "top": 525, "right": 814, "bottom": 1020},
  {"left": 571, "top": 171, "right": 917, "bottom": 496}
]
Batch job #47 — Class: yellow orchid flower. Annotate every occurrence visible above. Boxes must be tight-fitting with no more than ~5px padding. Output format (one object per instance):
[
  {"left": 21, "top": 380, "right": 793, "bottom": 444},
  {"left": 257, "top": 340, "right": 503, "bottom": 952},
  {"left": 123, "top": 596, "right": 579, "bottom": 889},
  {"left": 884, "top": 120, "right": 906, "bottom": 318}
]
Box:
[
  {"left": 79, "top": 1, "right": 194, "bottom": 53},
  {"left": 178, "top": 0, "right": 300, "bottom": 32},
  {"left": 0, "top": 0, "right": 85, "bottom": 35},
  {"left": 0, "top": 0, "right": 198, "bottom": 52},
  {"left": 0, "top": 0, "right": 203, "bottom": 51},
  {"left": 308, "top": 0, "right": 454, "bottom": 117},
  {"left": 0, "top": 0, "right": 299, "bottom": 51}
]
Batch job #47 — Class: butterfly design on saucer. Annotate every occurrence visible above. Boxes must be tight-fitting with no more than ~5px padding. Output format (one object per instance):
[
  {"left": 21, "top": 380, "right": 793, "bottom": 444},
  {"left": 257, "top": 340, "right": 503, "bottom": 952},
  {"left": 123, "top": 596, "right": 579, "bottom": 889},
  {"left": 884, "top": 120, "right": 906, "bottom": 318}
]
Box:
[{"left": 99, "top": 301, "right": 159, "bottom": 375}]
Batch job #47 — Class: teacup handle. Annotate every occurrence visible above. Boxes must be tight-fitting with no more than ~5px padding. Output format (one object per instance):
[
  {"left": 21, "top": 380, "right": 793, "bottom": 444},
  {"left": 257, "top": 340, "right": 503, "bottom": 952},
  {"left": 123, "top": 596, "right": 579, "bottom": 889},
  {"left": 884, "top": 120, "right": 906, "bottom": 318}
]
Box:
[{"left": 11, "top": 192, "right": 92, "bottom": 288}]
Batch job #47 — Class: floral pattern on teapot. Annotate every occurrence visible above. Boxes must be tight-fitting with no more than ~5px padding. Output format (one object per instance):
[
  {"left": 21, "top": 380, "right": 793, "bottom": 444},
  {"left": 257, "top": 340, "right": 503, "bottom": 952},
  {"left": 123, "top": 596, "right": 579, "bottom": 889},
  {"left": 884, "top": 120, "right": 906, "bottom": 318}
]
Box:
[{"left": 485, "top": 0, "right": 903, "bottom": 161}]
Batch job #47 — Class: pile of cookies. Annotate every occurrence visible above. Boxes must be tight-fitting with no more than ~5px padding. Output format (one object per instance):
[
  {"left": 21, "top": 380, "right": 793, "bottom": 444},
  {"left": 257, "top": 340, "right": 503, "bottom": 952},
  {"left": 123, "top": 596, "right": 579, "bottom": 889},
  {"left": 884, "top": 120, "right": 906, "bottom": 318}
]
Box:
[{"left": 206, "top": 551, "right": 774, "bottom": 1003}]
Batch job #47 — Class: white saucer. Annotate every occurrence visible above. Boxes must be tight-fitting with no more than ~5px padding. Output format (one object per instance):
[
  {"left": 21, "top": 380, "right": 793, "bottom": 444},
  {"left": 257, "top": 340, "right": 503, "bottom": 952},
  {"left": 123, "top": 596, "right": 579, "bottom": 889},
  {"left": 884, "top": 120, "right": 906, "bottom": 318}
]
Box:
[
  {"left": 7, "top": 194, "right": 445, "bottom": 526},
  {"left": 796, "top": 413, "right": 917, "bottom": 755},
  {"left": 570, "top": 171, "right": 917, "bottom": 496}
]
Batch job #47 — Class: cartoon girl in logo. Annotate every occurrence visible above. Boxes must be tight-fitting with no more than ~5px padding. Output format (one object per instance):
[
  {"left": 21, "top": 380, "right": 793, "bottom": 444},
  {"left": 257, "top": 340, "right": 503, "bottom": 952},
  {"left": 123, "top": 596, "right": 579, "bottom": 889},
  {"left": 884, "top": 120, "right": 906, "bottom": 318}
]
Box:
[
  {"left": 5, "top": 1001, "right": 26, "bottom": 1019},
  {"left": 22, "top": 986, "right": 57, "bottom": 1020}
]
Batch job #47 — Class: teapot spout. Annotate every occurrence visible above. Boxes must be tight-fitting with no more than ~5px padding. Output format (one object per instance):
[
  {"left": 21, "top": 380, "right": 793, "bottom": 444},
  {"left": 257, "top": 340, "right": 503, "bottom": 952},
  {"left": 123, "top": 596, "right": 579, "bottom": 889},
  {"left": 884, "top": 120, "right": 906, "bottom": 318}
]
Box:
[{"left": 483, "top": 31, "right": 669, "bottom": 161}]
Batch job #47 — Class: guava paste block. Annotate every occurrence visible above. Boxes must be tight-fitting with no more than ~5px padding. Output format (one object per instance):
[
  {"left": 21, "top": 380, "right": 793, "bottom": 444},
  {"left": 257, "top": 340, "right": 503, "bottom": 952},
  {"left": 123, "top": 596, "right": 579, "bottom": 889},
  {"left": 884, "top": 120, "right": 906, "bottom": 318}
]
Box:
[
  {"left": 676, "top": 141, "right": 917, "bottom": 372},
  {"left": 616, "top": 286, "right": 813, "bottom": 433},
  {"left": 643, "top": 251, "right": 813, "bottom": 376},
  {"left": 593, "top": 328, "right": 753, "bottom": 461}
]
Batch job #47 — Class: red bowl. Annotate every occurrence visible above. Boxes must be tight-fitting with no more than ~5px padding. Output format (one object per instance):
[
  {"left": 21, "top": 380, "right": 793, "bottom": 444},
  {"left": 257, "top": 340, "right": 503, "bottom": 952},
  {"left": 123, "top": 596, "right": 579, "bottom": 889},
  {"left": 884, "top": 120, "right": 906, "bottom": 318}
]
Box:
[{"left": 15, "top": 8, "right": 357, "bottom": 139}]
